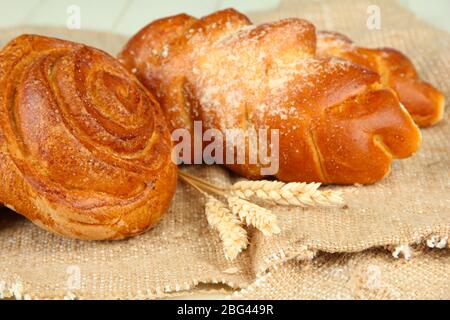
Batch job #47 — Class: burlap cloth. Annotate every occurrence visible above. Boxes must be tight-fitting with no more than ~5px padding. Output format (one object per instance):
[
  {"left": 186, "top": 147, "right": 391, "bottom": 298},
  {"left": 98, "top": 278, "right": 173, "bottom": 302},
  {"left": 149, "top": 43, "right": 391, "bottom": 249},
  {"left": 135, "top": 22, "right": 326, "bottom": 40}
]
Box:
[{"left": 0, "top": 0, "right": 448, "bottom": 299}]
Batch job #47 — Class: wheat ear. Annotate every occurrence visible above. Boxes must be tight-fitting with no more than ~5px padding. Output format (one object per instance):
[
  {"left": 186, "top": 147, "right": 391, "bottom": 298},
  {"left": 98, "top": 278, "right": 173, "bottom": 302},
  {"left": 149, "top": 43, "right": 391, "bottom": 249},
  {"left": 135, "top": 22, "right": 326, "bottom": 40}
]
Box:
[
  {"left": 231, "top": 180, "right": 343, "bottom": 207},
  {"left": 205, "top": 196, "right": 248, "bottom": 260},
  {"left": 227, "top": 196, "right": 281, "bottom": 236}
]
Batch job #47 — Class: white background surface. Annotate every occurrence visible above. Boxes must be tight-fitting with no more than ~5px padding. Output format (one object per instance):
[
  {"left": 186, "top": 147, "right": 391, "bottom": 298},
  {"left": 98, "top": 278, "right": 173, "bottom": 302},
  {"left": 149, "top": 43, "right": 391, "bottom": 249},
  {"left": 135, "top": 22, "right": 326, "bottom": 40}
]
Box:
[{"left": 1, "top": 0, "right": 449, "bottom": 35}]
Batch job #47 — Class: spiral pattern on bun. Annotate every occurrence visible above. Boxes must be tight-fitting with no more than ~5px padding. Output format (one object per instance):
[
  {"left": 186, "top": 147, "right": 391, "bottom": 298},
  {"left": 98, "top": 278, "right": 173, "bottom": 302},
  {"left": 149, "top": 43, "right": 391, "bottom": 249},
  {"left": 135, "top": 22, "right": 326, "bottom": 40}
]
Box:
[{"left": 0, "top": 35, "right": 177, "bottom": 240}]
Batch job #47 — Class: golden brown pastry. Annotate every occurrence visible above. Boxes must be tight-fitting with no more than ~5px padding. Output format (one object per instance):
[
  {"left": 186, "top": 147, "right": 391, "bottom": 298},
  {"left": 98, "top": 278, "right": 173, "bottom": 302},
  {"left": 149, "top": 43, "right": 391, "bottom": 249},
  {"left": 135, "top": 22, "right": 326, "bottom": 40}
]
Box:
[
  {"left": 0, "top": 35, "right": 177, "bottom": 240},
  {"left": 317, "top": 31, "right": 445, "bottom": 127},
  {"left": 119, "top": 9, "right": 421, "bottom": 185}
]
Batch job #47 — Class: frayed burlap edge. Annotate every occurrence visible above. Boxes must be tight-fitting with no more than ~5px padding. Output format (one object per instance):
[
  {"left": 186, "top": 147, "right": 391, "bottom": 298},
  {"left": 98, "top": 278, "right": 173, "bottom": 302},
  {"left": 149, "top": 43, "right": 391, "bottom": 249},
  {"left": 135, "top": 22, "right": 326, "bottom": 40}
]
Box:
[{"left": 231, "top": 239, "right": 449, "bottom": 300}]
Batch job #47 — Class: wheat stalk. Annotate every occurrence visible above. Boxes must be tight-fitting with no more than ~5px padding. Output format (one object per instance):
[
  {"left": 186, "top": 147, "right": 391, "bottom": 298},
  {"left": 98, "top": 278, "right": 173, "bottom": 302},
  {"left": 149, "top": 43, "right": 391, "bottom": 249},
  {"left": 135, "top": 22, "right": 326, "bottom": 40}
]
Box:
[
  {"left": 178, "top": 170, "right": 344, "bottom": 260},
  {"left": 226, "top": 196, "right": 281, "bottom": 236},
  {"left": 178, "top": 171, "right": 226, "bottom": 196},
  {"left": 231, "top": 180, "right": 344, "bottom": 207},
  {"left": 205, "top": 196, "right": 248, "bottom": 260}
]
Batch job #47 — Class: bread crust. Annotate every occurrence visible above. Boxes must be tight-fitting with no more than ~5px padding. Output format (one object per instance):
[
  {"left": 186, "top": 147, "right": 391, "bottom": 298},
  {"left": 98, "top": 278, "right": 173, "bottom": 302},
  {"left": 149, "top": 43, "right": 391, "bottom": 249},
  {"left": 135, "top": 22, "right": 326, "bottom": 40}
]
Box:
[
  {"left": 0, "top": 35, "right": 177, "bottom": 240},
  {"left": 317, "top": 31, "right": 445, "bottom": 127},
  {"left": 120, "top": 9, "right": 421, "bottom": 184}
]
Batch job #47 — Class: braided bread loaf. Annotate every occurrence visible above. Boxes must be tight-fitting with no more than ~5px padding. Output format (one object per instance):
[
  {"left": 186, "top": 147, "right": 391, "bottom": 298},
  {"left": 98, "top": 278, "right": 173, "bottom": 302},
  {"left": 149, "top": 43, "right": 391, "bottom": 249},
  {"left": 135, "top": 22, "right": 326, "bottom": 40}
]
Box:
[
  {"left": 0, "top": 35, "right": 177, "bottom": 240},
  {"left": 120, "top": 9, "right": 421, "bottom": 184},
  {"left": 317, "top": 31, "right": 445, "bottom": 127}
]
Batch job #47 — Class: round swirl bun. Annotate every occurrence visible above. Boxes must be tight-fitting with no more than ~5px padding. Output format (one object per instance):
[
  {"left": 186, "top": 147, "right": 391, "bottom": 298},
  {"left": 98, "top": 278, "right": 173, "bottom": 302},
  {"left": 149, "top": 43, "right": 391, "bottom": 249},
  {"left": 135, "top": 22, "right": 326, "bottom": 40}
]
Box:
[{"left": 0, "top": 35, "right": 177, "bottom": 240}]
